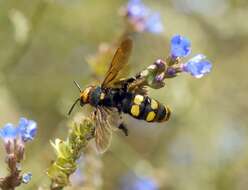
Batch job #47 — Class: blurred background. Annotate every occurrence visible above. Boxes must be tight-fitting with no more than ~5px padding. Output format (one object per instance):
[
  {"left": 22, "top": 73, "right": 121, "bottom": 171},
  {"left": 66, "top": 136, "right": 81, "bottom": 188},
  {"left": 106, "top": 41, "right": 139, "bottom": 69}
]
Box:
[{"left": 0, "top": 0, "right": 248, "bottom": 189}]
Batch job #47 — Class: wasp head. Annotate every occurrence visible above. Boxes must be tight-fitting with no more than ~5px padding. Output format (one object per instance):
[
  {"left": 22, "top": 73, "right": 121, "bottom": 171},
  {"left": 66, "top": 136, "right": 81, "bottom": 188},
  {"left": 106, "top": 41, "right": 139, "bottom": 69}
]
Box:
[
  {"left": 68, "top": 81, "right": 95, "bottom": 115},
  {"left": 80, "top": 85, "right": 95, "bottom": 105}
]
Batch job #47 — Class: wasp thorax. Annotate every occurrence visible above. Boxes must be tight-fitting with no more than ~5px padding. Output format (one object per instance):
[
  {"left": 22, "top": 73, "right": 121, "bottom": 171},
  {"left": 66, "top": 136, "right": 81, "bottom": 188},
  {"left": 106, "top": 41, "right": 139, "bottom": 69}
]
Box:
[{"left": 80, "top": 86, "right": 94, "bottom": 105}]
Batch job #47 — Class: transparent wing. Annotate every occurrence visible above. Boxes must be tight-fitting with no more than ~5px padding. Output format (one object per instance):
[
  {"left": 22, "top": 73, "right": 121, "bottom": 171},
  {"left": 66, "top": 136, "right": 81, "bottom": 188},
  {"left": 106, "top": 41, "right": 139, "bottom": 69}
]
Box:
[
  {"left": 102, "top": 107, "right": 121, "bottom": 131},
  {"left": 93, "top": 108, "right": 113, "bottom": 154},
  {"left": 101, "top": 38, "right": 133, "bottom": 88}
]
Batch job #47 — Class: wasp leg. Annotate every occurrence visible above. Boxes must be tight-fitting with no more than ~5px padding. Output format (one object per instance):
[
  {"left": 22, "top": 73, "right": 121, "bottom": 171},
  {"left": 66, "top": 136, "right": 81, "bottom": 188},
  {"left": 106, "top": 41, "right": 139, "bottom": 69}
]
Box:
[
  {"left": 113, "top": 111, "right": 128, "bottom": 136},
  {"left": 118, "top": 123, "right": 128, "bottom": 136}
]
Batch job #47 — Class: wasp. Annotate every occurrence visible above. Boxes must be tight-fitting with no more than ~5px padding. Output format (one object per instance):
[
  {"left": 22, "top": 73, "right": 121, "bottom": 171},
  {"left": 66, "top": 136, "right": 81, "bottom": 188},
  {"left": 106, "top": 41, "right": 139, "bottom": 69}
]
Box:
[{"left": 68, "top": 38, "right": 171, "bottom": 153}]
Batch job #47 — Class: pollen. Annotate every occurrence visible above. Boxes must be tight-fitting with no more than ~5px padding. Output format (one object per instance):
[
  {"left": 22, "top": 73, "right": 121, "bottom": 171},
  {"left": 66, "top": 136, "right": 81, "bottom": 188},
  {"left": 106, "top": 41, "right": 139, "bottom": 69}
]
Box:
[
  {"left": 151, "top": 99, "right": 158, "bottom": 110},
  {"left": 130, "top": 105, "right": 140, "bottom": 117},
  {"left": 146, "top": 111, "right": 156, "bottom": 122},
  {"left": 133, "top": 95, "right": 144, "bottom": 105}
]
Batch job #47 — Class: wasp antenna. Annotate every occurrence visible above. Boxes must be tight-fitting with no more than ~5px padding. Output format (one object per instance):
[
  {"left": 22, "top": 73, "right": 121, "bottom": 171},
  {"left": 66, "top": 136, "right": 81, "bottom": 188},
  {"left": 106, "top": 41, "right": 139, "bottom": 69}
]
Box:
[
  {"left": 68, "top": 98, "right": 80, "bottom": 115},
  {"left": 73, "top": 80, "right": 82, "bottom": 92}
]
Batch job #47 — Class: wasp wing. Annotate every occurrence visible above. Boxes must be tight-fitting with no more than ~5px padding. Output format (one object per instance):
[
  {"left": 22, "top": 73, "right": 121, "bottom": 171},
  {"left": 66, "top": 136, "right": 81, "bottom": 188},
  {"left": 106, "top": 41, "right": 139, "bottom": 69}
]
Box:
[
  {"left": 93, "top": 108, "right": 114, "bottom": 154},
  {"left": 101, "top": 38, "right": 133, "bottom": 88},
  {"left": 102, "top": 107, "right": 121, "bottom": 131}
]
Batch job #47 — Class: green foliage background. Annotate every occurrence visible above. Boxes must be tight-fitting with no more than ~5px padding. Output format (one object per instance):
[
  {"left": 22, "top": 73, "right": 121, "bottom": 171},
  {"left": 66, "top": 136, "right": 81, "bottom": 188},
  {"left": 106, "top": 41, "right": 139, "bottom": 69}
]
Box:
[{"left": 0, "top": 0, "right": 248, "bottom": 189}]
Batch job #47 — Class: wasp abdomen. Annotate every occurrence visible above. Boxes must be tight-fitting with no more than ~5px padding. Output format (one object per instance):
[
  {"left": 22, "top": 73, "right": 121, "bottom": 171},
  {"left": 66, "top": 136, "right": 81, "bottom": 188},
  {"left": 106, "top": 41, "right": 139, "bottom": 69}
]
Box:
[
  {"left": 121, "top": 94, "right": 171, "bottom": 123},
  {"left": 88, "top": 87, "right": 171, "bottom": 123}
]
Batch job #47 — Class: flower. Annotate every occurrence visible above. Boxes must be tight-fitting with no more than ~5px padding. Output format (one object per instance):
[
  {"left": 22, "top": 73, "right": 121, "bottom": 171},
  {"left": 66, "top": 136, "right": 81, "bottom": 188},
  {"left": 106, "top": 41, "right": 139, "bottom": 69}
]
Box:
[
  {"left": 0, "top": 123, "right": 18, "bottom": 142},
  {"left": 0, "top": 118, "right": 36, "bottom": 189},
  {"left": 0, "top": 117, "right": 37, "bottom": 143},
  {"left": 120, "top": 172, "right": 158, "bottom": 190},
  {"left": 183, "top": 54, "right": 212, "bottom": 78},
  {"left": 145, "top": 13, "right": 164, "bottom": 34},
  {"left": 166, "top": 67, "right": 177, "bottom": 76},
  {"left": 153, "top": 59, "right": 166, "bottom": 71},
  {"left": 18, "top": 117, "right": 37, "bottom": 142},
  {"left": 22, "top": 172, "right": 32, "bottom": 184},
  {"left": 70, "top": 167, "right": 84, "bottom": 186},
  {"left": 170, "top": 35, "right": 191, "bottom": 58},
  {"left": 127, "top": 0, "right": 149, "bottom": 18},
  {"left": 124, "top": 0, "right": 164, "bottom": 34}
]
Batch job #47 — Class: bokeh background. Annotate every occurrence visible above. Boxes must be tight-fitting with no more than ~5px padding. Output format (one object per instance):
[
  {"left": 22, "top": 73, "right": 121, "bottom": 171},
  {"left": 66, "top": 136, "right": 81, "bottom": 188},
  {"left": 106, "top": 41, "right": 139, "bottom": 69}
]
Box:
[{"left": 0, "top": 0, "right": 248, "bottom": 189}]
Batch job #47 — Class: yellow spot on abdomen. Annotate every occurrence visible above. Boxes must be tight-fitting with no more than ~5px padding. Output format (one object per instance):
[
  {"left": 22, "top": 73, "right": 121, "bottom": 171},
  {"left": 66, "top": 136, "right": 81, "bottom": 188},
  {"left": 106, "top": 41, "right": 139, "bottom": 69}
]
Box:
[
  {"left": 165, "top": 106, "right": 171, "bottom": 121},
  {"left": 130, "top": 105, "right": 140, "bottom": 117},
  {"left": 159, "top": 105, "right": 172, "bottom": 122},
  {"left": 133, "top": 95, "right": 144, "bottom": 105},
  {"left": 146, "top": 111, "right": 156, "bottom": 122},
  {"left": 151, "top": 99, "right": 158, "bottom": 110}
]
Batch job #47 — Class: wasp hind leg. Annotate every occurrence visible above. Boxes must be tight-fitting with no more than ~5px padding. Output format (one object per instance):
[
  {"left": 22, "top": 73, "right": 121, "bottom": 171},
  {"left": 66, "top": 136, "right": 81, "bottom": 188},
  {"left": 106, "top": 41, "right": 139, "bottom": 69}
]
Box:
[
  {"left": 105, "top": 107, "right": 129, "bottom": 136},
  {"left": 118, "top": 122, "right": 128, "bottom": 136},
  {"left": 117, "top": 113, "right": 128, "bottom": 136}
]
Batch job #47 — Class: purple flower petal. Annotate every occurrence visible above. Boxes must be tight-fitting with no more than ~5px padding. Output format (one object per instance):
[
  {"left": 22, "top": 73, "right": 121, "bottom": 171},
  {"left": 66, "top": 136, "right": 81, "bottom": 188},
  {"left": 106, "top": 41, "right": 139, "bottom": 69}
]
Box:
[{"left": 166, "top": 67, "right": 177, "bottom": 76}]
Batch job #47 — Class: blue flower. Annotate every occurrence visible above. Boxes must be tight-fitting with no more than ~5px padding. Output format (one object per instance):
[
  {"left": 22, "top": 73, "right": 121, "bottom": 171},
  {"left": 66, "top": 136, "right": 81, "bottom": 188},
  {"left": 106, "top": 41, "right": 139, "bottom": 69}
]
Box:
[
  {"left": 145, "top": 13, "right": 164, "bottom": 34},
  {"left": 18, "top": 117, "right": 37, "bottom": 142},
  {"left": 0, "top": 117, "right": 37, "bottom": 143},
  {"left": 127, "top": 0, "right": 149, "bottom": 18},
  {"left": 120, "top": 173, "right": 158, "bottom": 190},
  {"left": 70, "top": 156, "right": 85, "bottom": 186},
  {"left": 22, "top": 172, "right": 32, "bottom": 184},
  {"left": 170, "top": 35, "right": 191, "bottom": 58},
  {"left": 0, "top": 123, "right": 18, "bottom": 141},
  {"left": 183, "top": 54, "right": 212, "bottom": 78},
  {"left": 125, "top": 0, "right": 164, "bottom": 34}
]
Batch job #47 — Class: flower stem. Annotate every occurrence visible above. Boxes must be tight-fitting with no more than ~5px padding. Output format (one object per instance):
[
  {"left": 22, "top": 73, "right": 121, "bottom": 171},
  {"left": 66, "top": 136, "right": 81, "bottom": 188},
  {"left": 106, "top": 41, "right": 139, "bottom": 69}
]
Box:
[{"left": 0, "top": 154, "right": 22, "bottom": 190}]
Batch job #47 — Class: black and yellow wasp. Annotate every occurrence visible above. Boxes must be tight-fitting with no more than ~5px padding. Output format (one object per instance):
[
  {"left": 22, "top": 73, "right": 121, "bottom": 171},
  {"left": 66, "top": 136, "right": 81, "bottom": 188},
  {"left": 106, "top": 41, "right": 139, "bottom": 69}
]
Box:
[{"left": 68, "top": 38, "right": 171, "bottom": 153}]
